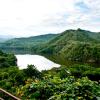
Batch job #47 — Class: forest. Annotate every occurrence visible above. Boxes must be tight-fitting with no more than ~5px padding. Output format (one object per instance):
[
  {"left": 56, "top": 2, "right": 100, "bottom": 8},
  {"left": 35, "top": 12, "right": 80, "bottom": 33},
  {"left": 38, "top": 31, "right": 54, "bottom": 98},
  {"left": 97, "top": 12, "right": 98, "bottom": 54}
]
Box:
[
  {"left": 0, "top": 29, "right": 100, "bottom": 100},
  {"left": 0, "top": 29, "right": 100, "bottom": 64}
]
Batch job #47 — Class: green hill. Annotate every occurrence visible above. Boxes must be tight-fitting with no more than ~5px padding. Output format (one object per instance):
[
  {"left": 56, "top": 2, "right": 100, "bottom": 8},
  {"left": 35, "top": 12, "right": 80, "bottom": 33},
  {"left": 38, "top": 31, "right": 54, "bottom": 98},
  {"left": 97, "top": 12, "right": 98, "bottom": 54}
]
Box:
[
  {"left": 40, "top": 29, "right": 100, "bottom": 63},
  {"left": 0, "top": 29, "right": 100, "bottom": 63},
  {"left": 0, "top": 34, "right": 58, "bottom": 54},
  {"left": 1, "top": 34, "right": 57, "bottom": 47}
]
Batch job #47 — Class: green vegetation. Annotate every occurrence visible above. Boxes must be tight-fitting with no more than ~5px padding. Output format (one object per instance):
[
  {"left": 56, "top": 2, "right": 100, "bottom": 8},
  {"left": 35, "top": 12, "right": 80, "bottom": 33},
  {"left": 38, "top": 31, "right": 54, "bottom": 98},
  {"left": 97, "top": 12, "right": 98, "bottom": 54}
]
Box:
[
  {"left": 17, "top": 76, "right": 100, "bottom": 100},
  {"left": 0, "top": 50, "right": 100, "bottom": 100},
  {"left": 0, "top": 29, "right": 100, "bottom": 99},
  {"left": 40, "top": 29, "right": 100, "bottom": 64},
  {"left": 0, "top": 29, "right": 100, "bottom": 64},
  {"left": 0, "top": 34, "right": 57, "bottom": 54},
  {"left": 0, "top": 50, "right": 17, "bottom": 68}
]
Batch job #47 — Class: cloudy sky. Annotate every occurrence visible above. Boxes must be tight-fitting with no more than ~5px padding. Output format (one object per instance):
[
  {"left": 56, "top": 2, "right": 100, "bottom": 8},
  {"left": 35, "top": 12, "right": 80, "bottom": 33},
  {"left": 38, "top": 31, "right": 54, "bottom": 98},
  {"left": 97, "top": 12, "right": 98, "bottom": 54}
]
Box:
[{"left": 0, "top": 0, "right": 100, "bottom": 37}]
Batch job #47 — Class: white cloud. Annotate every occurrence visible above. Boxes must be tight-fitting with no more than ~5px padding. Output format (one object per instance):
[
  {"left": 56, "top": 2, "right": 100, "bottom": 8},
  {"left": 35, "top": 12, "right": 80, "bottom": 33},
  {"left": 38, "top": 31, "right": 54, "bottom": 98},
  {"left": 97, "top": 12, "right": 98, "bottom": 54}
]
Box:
[{"left": 0, "top": 0, "right": 100, "bottom": 37}]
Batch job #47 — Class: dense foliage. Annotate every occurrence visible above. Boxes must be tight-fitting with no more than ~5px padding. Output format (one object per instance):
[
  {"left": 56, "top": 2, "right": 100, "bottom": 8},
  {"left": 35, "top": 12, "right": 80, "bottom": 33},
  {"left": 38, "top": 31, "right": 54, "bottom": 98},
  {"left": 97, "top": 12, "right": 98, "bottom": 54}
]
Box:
[
  {"left": 16, "top": 76, "right": 100, "bottom": 100},
  {"left": 0, "top": 29, "right": 100, "bottom": 99},
  {"left": 0, "top": 50, "right": 17, "bottom": 68},
  {"left": 40, "top": 29, "right": 100, "bottom": 64},
  {"left": 0, "top": 50, "right": 100, "bottom": 100}
]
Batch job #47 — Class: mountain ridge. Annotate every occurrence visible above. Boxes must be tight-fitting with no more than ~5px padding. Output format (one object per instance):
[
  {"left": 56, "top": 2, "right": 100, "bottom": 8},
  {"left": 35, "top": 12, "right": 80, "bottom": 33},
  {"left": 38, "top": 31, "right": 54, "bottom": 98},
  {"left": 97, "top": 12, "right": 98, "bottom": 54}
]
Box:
[
  {"left": 0, "top": 29, "right": 100, "bottom": 63},
  {"left": 0, "top": 33, "right": 58, "bottom": 54},
  {"left": 39, "top": 29, "right": 100, "bottom": 63}
]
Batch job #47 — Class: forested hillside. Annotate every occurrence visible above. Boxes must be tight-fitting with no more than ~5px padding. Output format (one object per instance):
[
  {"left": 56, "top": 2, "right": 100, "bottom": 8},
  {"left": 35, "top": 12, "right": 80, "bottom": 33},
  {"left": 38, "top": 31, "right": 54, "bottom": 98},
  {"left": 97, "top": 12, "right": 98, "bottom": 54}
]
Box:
[
  {"left": 40, "top": 29, "right": 100, "bottom": 64},
  {"left": 0, "top": 29, "right": 100, "bottom": 63},
  {"left": 2, "top": 34, "right": 57, "bottom": 47},
  {"left": 0, "top": 34, "right": 57, "bottom": 54}
]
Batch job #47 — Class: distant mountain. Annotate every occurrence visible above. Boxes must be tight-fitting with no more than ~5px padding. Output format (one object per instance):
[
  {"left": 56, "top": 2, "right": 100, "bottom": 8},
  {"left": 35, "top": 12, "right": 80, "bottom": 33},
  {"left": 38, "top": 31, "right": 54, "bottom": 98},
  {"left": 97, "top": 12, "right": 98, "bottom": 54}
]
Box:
[
  {"left": 0, "top": 29, "right": 100, "bottom": 63},
  {"left": 0, "top": 34, "right": 58, "bottom": 53},
  {"left": 40, "top": 29, "right": 100, "bottom": 63},
  {"left": 2, "top": 34, "right": 57, "bottom": 46}
]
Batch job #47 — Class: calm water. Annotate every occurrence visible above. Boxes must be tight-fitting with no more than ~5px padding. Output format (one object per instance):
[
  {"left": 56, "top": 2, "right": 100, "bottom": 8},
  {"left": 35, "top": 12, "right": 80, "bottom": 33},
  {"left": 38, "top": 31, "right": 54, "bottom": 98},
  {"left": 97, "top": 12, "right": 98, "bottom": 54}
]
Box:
[{"left": 15, "top": 54, "right": 60, "bottom": 71}]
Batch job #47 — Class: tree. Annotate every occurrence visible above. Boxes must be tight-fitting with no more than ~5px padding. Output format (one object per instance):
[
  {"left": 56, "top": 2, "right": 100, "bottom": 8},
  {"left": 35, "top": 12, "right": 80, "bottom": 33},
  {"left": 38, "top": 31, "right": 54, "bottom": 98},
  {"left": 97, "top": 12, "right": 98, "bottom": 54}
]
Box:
[{"left": 23, "top": 65, "right": 41, "bottom": 79}]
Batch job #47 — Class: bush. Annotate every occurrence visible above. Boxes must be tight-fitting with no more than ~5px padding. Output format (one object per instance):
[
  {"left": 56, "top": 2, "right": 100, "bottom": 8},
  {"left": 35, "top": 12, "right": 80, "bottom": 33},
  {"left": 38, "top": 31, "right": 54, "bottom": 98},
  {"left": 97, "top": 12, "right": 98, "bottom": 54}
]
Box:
[{"left": 18, "top": 76, "right": 100, "bottom": 100}]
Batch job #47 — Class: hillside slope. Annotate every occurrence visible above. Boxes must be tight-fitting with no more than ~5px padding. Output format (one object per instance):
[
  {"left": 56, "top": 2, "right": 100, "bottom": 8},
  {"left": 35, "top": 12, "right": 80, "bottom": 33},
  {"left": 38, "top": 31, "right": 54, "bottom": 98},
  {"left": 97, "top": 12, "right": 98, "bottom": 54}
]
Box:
[
  {"left": 40, "top": 29, "right": 100, "bottom": 63},
  {"left": 1, "top": 34, "right": 57, "bottom": 47},
  {"left": 0, "top": 34, "right": 58, "bottom": 53}
]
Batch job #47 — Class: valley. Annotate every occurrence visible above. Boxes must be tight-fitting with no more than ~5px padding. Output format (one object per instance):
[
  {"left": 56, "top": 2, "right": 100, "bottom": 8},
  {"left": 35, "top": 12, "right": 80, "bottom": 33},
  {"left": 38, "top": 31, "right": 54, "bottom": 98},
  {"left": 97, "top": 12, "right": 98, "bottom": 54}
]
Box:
[
  {"left": 0, "top": 29, "right": 99, "bottom": 65},
  {"left": 0, "top": 29, "right": 100, "bottom": 100}
]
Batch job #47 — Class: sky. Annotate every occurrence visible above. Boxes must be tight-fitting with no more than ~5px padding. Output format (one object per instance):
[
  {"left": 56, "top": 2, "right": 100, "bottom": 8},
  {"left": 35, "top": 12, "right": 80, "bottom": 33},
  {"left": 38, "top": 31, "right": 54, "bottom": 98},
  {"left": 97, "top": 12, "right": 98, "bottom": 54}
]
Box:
[{"left": 0, "top": 0, "right": 100, "bottom": 37}]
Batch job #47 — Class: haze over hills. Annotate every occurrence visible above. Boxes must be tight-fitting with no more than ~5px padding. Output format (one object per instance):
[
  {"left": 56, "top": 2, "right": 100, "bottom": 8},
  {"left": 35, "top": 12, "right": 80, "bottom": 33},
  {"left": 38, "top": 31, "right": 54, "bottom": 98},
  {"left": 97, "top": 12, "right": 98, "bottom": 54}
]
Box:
[{"left": 0, "top": 35, "right": 14, "bottom": 42}]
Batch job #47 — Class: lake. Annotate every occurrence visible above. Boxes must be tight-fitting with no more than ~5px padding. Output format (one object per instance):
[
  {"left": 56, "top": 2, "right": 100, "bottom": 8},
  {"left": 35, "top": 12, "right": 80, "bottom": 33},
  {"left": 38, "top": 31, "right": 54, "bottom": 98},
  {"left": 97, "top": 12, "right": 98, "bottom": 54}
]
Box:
[{"left": 15, "top": 54, "right": 60, "bottom": 71}]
